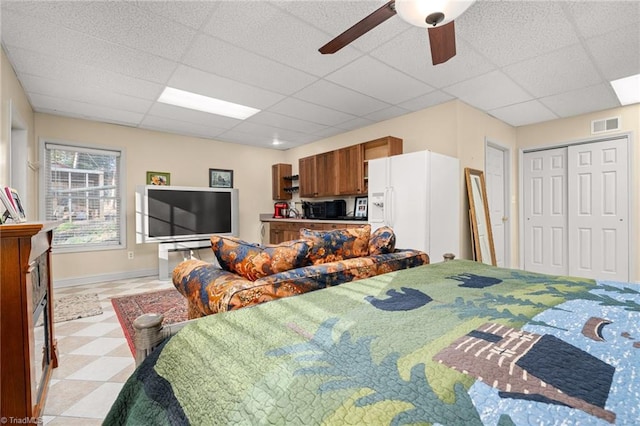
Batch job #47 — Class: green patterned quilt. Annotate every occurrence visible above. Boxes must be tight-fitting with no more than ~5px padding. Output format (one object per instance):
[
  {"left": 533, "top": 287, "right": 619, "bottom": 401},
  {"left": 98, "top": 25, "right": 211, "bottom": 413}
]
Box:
[{"left": 104, "top": 260, "right": 640, "bottom": 425}]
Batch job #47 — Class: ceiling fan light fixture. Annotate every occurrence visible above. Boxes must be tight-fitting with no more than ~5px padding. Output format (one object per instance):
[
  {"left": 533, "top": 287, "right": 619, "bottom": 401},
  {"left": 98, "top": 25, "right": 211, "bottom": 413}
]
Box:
[{"left": 395, "top": 0, "right": 475, "bottom": 28}]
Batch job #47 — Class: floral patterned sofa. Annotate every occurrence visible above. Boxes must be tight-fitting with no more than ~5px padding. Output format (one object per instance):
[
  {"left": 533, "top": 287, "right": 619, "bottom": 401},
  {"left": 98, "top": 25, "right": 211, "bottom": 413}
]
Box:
[{"left": 172, "top": 225, "right": 429, "bottom": 319}]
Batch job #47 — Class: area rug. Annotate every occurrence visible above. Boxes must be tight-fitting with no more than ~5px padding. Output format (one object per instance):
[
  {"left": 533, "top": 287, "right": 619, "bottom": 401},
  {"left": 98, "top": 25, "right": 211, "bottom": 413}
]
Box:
[
  {"left": 53, "top": 293, "right": 103, "bottom": 323},
  {"left": 111, "top": 289, "right": 188, "bottom": 356}
]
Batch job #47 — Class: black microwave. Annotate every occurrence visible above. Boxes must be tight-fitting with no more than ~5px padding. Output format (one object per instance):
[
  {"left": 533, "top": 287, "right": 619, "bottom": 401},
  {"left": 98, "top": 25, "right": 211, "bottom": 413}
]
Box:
[{"left": 305, "top": 200, "right": 346, "bottom": 219}]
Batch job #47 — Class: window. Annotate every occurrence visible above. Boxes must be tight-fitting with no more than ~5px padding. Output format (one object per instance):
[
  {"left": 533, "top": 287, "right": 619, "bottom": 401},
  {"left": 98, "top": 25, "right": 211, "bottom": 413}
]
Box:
[{"left": 41, "top": 141, "right": 125, "bottom": 251}]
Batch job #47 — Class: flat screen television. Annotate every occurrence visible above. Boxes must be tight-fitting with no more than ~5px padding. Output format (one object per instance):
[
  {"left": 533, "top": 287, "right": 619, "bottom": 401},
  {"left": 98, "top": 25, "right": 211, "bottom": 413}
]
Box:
[{"left": 136, "top": 185, "right": 239, "bottom": 243}]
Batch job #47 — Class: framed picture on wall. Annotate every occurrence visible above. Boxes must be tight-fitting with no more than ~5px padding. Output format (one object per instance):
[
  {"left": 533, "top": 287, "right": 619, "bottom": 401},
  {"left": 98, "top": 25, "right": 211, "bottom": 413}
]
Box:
[
  {"left": 354, "top": 196, "right": 368, "bottom": 219},
  {"left": 209, "top": 169, "right": 233, "bottom": 188},
  {"left": 146, "top": 171, "right": 171, "bottom": 186}
]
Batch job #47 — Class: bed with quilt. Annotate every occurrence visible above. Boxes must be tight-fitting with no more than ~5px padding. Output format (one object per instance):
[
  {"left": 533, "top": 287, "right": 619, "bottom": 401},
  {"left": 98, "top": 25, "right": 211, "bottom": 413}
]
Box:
[{"left": 105, "top": 259, "right": 640, "bottom": 425}]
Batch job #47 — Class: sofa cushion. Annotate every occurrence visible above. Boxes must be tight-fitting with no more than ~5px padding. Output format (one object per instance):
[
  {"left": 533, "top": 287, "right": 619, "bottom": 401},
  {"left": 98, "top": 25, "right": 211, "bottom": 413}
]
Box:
[
  {"left": 210, "top": 236, "right": 312, "bottom": 281},
  {"left": 300, "top": 225, "right": 371, "bottom": 265},
  {"left": 368, "top": 226, "right": 396, "bottom": 255}
]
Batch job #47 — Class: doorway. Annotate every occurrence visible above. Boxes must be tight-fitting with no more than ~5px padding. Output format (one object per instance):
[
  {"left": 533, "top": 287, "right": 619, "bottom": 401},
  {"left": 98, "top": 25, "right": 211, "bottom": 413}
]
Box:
[
  {"left": 521, "top": 136, "right": 630, "bottom": 281},
  {"left": 485, "top": 141, "right": 510, "bottom": 267}
]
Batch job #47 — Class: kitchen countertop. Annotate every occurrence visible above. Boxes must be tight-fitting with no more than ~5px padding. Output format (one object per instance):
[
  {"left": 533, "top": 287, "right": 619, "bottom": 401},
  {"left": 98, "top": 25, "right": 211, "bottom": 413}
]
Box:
[{"left": 259, "top": 213, "right": 368, "bottom": 225}]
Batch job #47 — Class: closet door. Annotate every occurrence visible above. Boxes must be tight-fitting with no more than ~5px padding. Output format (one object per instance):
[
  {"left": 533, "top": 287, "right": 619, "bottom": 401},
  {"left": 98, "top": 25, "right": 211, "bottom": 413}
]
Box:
[
  {"left": 568, "top": 138, "right": 629, "bottom": 281},
  {"left": 523, "top": 148, "right": 568, "bottom": 275}
]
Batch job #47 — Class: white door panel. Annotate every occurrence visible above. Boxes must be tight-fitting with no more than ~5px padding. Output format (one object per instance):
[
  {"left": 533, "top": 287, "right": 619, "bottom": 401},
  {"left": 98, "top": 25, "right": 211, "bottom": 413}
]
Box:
[
  {"left": 568, "top": 138, "right": 629, "bottom": 281},
  {"left": 523, "top": 148, "right": 568, "bottom": 275},
  {"left": 486, "top": 145, "right": 508, "bottom": 267}
]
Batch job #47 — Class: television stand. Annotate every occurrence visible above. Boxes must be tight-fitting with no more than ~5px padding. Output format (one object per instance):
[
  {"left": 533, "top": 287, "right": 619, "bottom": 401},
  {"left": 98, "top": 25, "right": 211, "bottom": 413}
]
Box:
[{"left": 158, "top": 239, "right": 211, "bottom": 280}]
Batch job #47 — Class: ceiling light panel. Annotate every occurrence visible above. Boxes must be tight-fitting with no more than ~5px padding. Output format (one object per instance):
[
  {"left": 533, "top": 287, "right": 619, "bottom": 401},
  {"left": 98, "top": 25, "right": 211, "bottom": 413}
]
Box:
[
  {"left": 158, "top": 87, "right": 260, "bottom": 120},
  {"left": 610, "top": 74, "right": 640, "bottom": 106}
]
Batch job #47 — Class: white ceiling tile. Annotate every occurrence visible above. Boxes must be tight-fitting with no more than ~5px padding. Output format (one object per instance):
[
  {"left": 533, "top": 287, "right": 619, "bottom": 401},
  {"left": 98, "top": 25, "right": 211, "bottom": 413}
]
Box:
[
  {"left": 1, "top": 9, "right": 176, "bottom": 84},
  {"left": 397, "top": 90, "right": 455, "bottom": 112},
  {"left": 444, "top": 71, "right": 532, "bottom": 111},
  {"left": 231, "top": 120, "right": 311, "bottom": 143},
  {"left": 29, "top": 93, "right": 144, "bottom": 126},
  {"left": 502, "top": 44, "right": 602, "bottom": 98},
  {"left": 489, "top": 101, "right": 558, "bottom": 127},
  {"left": 201, "top": 1, "right": 362, "bottom": 77},
  {"left": 585, "top": 23, "right": 640, "bottom": 81},
  {"left": 563, "top": 1, "right": 640, "bottom": 39},
  {"left": 540, "top": 84, "right": 620, "bottom": 118},
  {"left": 325, "top": 55, "right": 434, "bottom": 104},
  {"left": 334, "top": 116, "right": 375, "bottom": 132},
  {"left": 167, "top": 65, "right": 285, "bottom": 110},
  {"left": 145, "top": 103, "right": 241, "bottom": 130},
  {"left": 294, "top": 80, "right": 390, "bottom": 116},
  {"left": 268, "top": 98, "right": 357, "bottom": 127},
  {"left": 7, "top": 47, "right": 164, "bottom": 100},
  {"left": 139, "top": 115, "right": 227, "bottom": 140},
  {"left": 183, "top": 34, "right": 317, "bottom": 96},
  {"left": 134, "top": 0, "right": 220, "bottom": 29},
  {"left": 247, "top": 111, "right": 326, "bottom": 134},
  {"left": 278, "top": 1, "right": 410, "bottom": 53},
  {"left": 370, "top": 28, "right": 496, "bottom": 88},
  {"left": 457, "top": 1, "right": 579, "bottom": 67},
  {"left": 364, "top": 106, "right": 412, "bottom": 123},
  {"left": 20, "top": 74, "right": 153, "bottom": 114}
]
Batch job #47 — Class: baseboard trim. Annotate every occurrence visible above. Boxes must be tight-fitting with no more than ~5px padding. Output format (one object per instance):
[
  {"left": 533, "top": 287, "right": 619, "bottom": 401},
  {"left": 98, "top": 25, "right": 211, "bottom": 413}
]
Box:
[{"left": 53, "top": 268, "right": 159, "bottom": 288}]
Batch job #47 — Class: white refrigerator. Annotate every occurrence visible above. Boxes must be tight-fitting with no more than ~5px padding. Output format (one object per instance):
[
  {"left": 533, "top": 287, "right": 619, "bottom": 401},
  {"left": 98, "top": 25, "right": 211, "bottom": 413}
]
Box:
[{"left": 368, "top": 150, "right": 460, "bottom": 262}]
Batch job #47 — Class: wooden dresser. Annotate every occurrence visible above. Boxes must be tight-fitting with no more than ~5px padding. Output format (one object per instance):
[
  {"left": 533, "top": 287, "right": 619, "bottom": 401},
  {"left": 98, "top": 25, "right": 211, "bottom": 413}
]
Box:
[{"left": 1, "top": 221, "right": 59, "bottom": 419}]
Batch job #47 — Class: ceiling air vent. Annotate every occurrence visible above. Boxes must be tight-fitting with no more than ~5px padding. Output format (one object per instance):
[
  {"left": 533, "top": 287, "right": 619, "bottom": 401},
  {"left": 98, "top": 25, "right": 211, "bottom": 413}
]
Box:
[{"left": 591, "top": 116, "right": 620, "bottom": 134}]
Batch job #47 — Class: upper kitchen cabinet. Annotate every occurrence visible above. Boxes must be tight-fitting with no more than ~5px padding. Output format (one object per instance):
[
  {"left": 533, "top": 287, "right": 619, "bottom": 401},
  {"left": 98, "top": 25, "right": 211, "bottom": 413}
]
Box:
[
  {"left": 336, "top": 144, "right": 365, "bottom": 195},
  {"left": 299, "top": 152, "right": 337, "bottom": 198},
  {"left": 362, "top": 136, "right": 403, "bottom": 188},
  {"left": 272, "top": 163, "right": 293, "bottom": 201}
]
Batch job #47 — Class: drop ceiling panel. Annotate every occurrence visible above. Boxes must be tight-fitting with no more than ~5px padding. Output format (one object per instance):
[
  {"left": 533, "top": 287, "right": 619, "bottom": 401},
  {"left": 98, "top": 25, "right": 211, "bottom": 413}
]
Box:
[
  {"left": 584, "top": 24, "right": 640, "bottom": 81},
  {"left": 268, "top": 98, "right": 357, "bottom": 127},
  {"left": 325, "top": 55, "right": 434, "bottom": 104},
  {"left": 19, "top": 74, "right": 153, "bottom": 114},
  {"left": 364, "top": 106, "right": 412, "bottom": 122},
  {"left": 294, "top": 80, "right": 390, "bottom": 116},
  {"left": 201, "top": 0, "right": 360, "bottom": 77},
  {"left": 540, "top": 84, "right": 620, "bottom": 118},
  {"left": 564, "top": 1, "right": 640, "bottom": 39},
  {"left": 30, "top": 93, "right": 145, "bottom": 126},
  {"left": 457, "top": 1, "right": 579, "bottom": 67},
  {"left": 145, "top": 103, "right": 241, "bottom": 130},
  {"left": 134, "top": 0, "right": 220, "bottom": 30},
  {"left": 167, "top": 65, "right": 286, "bottom": 110},
  {"left": 370, "top": 28, "right": 496, "bottom": 88},
  {"left": 502, "top": 44, "right": 602, "bottom": 98},
  {"left": 489, "top": 100, "right": 558, "bottom": 127},
  {"left": 1, "top": 9, "right": 177, "bottom": 83},
  {"left": 7, "top": 47, "right": 164, "bottom": 101},
  {"left": 140, "top": 115, "right": 227, "bottom": 140},
  {"left": 247, "top": 111, "right": 326, "bottom": 134},
  {"left": 183, "top": 34, "right": 317, "bottom": 96},
  {"left": 444, "top": 71, "right": 532, "bottom": 111},
  {"left": 278, "top": 0, "right": 411, "bottom": 53},
  {"left": 397, "top": 91, "right": 455, "bottom": 112}
]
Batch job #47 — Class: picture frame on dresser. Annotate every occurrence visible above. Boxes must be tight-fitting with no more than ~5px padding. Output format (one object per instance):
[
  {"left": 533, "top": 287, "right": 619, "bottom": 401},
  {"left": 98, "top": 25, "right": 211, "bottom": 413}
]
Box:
[
  {"left": 0, "top": 186, "right": 21, "bottom": 222},
  {"left": 209, "top": 168, "right": 233, "bottom": 188}
]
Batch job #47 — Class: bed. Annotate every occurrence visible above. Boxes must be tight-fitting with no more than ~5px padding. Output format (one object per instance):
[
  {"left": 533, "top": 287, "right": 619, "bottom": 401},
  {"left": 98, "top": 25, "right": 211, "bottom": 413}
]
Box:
[{"left": 105, "top": 260, "right": 640, "bottom": 425}]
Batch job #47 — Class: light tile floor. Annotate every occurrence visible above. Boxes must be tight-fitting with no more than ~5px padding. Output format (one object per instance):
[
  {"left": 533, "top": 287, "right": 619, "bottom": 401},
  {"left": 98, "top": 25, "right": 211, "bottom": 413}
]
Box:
[{"left": 43, "top": 276, "right": 173, "bottom": 425}]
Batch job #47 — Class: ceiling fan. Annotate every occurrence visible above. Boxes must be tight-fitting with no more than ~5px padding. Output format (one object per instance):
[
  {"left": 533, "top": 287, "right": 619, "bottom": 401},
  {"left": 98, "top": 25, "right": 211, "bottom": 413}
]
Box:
[{"left": 319, "top": 0, "right": 475, "bottom": 65}]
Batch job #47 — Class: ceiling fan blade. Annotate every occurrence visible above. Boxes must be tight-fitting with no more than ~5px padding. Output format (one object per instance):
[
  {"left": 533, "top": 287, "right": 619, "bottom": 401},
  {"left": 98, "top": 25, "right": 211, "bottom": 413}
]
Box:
[
  {"left": 319, "top": 0, "right": 397, "bottom": 54},
  {"left": 427, "top": 20, "right": 456, "bottom": 65}
]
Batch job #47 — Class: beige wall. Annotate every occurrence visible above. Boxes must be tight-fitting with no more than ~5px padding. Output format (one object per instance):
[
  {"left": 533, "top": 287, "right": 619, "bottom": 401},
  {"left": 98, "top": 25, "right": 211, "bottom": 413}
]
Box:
[
  {"left": 517, "top": 104, "right": 640, "bottom": 281},
  {"left": 1, "top": 48, "right": 35, "bottom": 207},
  {"left": 34, "top": 114, "right": 284, "bottom": 282}
]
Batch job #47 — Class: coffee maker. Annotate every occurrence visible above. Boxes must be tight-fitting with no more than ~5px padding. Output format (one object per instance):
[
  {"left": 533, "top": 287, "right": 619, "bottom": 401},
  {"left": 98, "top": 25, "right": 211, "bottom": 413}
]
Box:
[{"left": 273, "top": 202, "right": 288, "bottom": 219}]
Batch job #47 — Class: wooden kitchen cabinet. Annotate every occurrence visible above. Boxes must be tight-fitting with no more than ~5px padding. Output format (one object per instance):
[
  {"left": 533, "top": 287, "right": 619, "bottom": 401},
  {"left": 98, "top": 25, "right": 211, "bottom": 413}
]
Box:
[
  {"left": 299, "top": 152, "right": 336, "bottom": 198},
  {"left": 336, "top": 144, "right": 365, "bottom": 195},
  {"left": 266, "top": 220, "right": 367, "bottom": 244},
  {"left": 362, "top": 136, "right": 403, "bottom": 191},
  {"left": 1, "top": 222, "right": 59, "bottom": 420},
  {"left": 272, "top": 163, "right": 292, "bottom": 201}
]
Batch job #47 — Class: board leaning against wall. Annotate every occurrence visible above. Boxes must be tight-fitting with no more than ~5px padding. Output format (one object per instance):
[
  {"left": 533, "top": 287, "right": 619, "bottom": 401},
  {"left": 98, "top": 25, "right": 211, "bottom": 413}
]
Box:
[{"left": 522, "top": 135, "right": 629, "bottom": 282}]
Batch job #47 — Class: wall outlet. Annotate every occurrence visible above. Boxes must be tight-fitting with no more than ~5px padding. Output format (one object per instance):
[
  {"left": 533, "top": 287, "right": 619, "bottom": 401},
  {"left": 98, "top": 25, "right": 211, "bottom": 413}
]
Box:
[{"left": 127, "top": 251, "right": 134, "bottom": 260}]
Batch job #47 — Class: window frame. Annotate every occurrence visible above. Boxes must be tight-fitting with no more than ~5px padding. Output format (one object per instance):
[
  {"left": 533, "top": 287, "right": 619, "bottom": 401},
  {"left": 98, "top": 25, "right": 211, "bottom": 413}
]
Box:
[{"left": 39, "top": 138, "right": 127, "bottom": 253}]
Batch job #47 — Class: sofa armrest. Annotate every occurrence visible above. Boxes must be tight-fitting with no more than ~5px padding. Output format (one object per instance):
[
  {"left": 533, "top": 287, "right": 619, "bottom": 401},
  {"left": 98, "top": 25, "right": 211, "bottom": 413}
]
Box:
[{"left": 173, "top": 259, "right": 254, "bottom": 317}]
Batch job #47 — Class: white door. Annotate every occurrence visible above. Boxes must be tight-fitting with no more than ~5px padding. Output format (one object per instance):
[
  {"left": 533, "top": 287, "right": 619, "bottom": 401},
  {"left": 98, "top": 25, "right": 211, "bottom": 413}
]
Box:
[
  {"left": 567, "top": 138, "right": 629, "bottom": 281},
  {"left": 485, "top": 144, "right": 509, "bottom": 267},
  {"left": 523, "top": 148, "right": 568, "bottom": 275}
]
